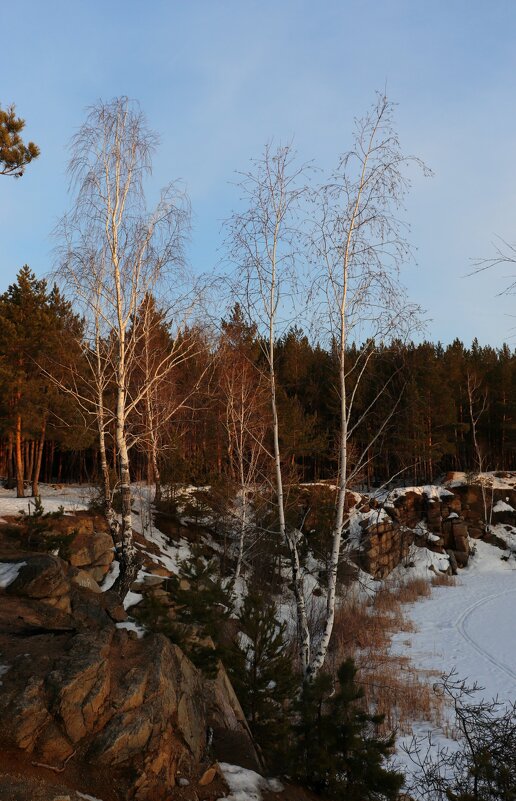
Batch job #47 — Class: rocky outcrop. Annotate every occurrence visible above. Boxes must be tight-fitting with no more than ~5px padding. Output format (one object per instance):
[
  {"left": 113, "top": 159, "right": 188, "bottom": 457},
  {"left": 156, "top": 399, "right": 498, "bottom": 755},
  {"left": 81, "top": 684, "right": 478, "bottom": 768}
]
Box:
[
  {"left": 0, "top": 621, "right": 221, "bottom": 799},
  {"left": 359, "top": 512, "right": 414, "bottom": 579},
  {"left": 66, "top": 528, "right": 114, "bottom": 582},
  {"left": 355, "top": 476, "right": 516, "bottom": 578},
  {"left": 0, "top": 548, "right": 257, "bottom": 801},
  {"left": 6, "top": 554, "right": 71, "bottom": 611}
]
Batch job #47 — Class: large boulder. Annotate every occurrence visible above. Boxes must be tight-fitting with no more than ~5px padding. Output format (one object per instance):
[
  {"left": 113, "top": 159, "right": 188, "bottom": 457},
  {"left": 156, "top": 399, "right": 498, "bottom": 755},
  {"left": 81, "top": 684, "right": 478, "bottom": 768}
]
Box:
[
  {"left": 205, "top": 664, "right": 261, "bottom": 772},
  {"left": 5, "top": 555, "right": 70, "bottom": 602},
  {"left": 67, "top": 529, "right": 114, "bottom": 581},
  {"left": 0, "top": 625, "right": 216, "bottom": 801}
]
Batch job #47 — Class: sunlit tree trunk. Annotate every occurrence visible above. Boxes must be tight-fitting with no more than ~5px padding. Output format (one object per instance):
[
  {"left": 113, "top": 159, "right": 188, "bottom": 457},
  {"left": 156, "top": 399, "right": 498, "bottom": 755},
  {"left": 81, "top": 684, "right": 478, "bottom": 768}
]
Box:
[
  {"left": 15, "top": 414, "right": 24, "bottom": 498},
  {"left": 31, "top": 417, "right": 47, "bottom": 497}
]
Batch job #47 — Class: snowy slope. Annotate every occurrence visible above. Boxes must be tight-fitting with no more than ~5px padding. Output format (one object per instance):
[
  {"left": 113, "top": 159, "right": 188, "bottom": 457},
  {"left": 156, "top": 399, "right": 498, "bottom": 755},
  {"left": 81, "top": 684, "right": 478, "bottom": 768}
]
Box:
[{"left": 390, "top": 541, "right": 516, "bottom": 703}]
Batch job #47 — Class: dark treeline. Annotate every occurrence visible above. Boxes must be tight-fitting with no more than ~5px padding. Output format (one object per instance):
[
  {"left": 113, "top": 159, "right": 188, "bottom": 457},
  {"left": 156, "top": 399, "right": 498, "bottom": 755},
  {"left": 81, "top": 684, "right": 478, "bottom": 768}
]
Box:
[{"left": 1, "top": 268, "right": 515, "bottom": 495}]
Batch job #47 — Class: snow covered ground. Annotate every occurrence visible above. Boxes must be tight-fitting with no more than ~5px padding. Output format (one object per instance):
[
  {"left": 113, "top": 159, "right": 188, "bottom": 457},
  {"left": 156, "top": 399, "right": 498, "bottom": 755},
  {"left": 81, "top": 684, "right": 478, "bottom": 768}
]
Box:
[
  {"left": 391, "top": 539, "right": 516, "bottom": 790},
  {"left": 391, "top": 540, "right": 516, "bottom": 703},
  {"left": 0, "top": 483, "right": 92, "bottom": 520}
]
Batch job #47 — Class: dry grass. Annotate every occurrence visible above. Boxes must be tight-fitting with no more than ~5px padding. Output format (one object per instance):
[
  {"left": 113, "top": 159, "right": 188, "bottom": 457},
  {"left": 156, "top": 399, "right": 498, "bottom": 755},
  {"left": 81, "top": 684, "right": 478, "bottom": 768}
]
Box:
[
  {"left": 431, "top": 572, "right": 456, "bottom": 588},
  {"left": 326, "top": 577, "right": 449, "bottom": 734}
]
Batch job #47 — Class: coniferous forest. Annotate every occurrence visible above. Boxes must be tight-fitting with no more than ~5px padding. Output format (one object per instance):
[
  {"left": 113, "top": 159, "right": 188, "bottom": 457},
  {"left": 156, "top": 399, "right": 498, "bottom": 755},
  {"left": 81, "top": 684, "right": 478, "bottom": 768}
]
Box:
[{"left": 1, "top": 269, "right": 514, "bottom": 493}]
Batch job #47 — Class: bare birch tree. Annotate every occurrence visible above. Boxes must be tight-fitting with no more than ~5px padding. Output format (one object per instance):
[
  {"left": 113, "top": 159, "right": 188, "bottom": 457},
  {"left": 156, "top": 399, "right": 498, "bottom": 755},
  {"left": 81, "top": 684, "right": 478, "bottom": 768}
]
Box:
[
  {"left": 56, "top": 97, "right": 190, "bottom": 597},
  {"left": 127, "top": 293, "right": 208, "bottom": 505},
  {"left": 217, "top": 326, "right": 268, "bottom": 580},
  {"left": 466, "top": 371, "right": 490, "bottom": 529},
  {"left": 226, "top": 143, "right": 313, "bottom": 671},
  {"left": 308, "top": 94, "right": 429, "bottom": 677}
]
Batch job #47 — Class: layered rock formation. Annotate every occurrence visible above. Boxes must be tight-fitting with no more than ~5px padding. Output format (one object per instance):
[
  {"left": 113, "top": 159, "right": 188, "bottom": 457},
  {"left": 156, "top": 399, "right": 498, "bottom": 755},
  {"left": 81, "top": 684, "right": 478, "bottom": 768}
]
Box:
[
  {"left": 356, "top": 475, "right": 516, "bottom": 578},
  {"left": 0, "top": 545, "right": 257, "bottom": 801}
]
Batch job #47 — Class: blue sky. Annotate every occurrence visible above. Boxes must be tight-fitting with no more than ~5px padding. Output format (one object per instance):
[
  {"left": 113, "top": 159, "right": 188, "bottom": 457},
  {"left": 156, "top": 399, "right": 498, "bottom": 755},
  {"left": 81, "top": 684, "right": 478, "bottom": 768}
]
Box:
[{"left": 2, "top": 0, "right": 516, "bottom": 345}]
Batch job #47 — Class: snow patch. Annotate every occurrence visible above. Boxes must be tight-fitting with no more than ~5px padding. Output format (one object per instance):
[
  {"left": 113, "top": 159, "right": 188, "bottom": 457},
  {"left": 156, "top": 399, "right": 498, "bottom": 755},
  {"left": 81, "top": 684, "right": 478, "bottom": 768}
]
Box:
[
  {"left": 123, "top": 591, "right": 143, "bottom": 610},
  {"left": 493, "top": 499, "right": 515, "bottom": 513},
  {"left": 0, "top": 561, "right": 25, "bottom": 588},
  {"left": 101, "top": 559, "right": 120, "bottom": 591},
  {"left": 384, "top": 485, "right": 454, "bottom": 503},
  {"left": 0, "top": 483, "right": 91, "bottom": 516},
  {"left": 77, "top": 793, "right": 106, "bottom": 801},
  {"left": 218, "top": 763, "right": 283, "bottom": 800},
  {"left": 392, "top": 539, "right": 516, "bottom": 784},
  {"left": 388, "top": 545, "right": 450, "bottom": 583},
  {"left": 446, "top": 471, "right": 516, "bottom": 490},
  {"left": 115, "top": 620, "right": 145, "bottom": 638}
]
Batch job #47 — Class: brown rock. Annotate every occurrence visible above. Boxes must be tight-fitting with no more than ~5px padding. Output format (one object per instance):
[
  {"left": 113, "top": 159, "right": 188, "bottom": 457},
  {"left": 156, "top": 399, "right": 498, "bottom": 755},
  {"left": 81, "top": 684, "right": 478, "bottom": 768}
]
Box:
[
  {"left": 7, "top": 677, "right": 51, "bottom": 751},
  {"left": 87, "top": 565, "right": 110, "bottom": 583},
  {"left": 47, "top": 629, "right": 113, "bottom": 743},
  {"left": 198, "top": 764, "right": 218, "bottom": 786},
  {"left": 90, "top": 635, "right": 206, "bottom": 797},
  {"left": 0, "top": 594, "right": 74, "bottom": 634},
  {"left": 205, "top": 665, "right": 261, "bottom": 771},
  {"left": 454, "top": 534, "right": 469, "bottom": 552},
  {"left": 5, "top": 556, "right": 70, "bottom": 601},
  {"left": 35, "top": 721, "right": 75, "bottom": 765},
  {"left": 71, "top": 570, "right": 102, "bottom": 593},
  {"left": 92, "top": 710, "right": 153, "bottom": 765},
  {"left": 68, "top": 531, "right": 113, "bottom": 571},
  {"left": 69, "top": 587, "right": 114, "bottom": 630},
  {"left": 453, "top": 550, "right": 469, "bottom": 568},
  {"left": 452, "top": 522, "right": 468, "bottom": 539}
]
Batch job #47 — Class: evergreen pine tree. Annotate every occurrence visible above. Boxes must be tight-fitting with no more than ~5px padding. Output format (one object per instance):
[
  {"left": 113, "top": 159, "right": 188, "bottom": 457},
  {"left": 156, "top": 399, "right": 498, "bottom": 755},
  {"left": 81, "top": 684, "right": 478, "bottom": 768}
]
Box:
[
  {"left": 293, "top": 658, "right": 404, "bottom": 800},
  {"left": 169, "top": 548, "right": 234, "bottom": 674},
  {"left": 228, "top": 591, "right": 297, "bottom": 772},
  {"left": 0, "top": 104, "right": 39, "bottom": 177}
]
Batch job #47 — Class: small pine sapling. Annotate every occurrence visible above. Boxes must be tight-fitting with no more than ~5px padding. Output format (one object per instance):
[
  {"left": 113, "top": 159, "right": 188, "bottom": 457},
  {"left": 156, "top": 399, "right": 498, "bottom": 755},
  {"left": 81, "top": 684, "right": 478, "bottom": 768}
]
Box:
[
  {"left": 228, "top": 590, "right": 297, "bottom": 772},
  {"left": 293, "top": 658, "right": 404, "bottom": 800},
  {"left": 169, "top": 547, "right": 234, "bottom": 675}
]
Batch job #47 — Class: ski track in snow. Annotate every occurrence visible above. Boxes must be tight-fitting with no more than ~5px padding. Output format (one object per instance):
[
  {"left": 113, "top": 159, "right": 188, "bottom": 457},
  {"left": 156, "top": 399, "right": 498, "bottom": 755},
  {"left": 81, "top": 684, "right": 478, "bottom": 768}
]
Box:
[
  {"left": 455, "top": 586, "right": 516, "bottom": 683},
  {"left": 392, "top": 541, "right": 516, "bottom": 704}
]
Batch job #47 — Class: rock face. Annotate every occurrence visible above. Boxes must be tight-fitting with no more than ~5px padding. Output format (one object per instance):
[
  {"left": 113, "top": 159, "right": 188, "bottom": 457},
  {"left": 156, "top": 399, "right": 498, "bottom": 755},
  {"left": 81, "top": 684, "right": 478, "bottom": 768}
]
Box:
[
  {"left": 67, "top": 528, "right": 114, "bottom": 581},
  {"left": 356, "top": 479, "right": 516, "bottom": 578},
  {"left": 0, "top": 545, "right": 257, "bottom": 801},
  {"left": 0, "top": 621, "right": 214, "bottom": 800},
  {"left": 6, "top": 554, "right": 71, "bottom": 610},
  {"left": 359, "top": 511, "right": 414, "bottom": 578}
]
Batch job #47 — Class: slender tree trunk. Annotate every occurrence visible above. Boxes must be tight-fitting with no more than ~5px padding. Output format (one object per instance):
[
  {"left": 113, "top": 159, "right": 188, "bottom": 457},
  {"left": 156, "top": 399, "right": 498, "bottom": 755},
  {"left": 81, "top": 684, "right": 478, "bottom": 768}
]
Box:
[
  {"left": 48, "top": 441, "right": 55, "bottom": 483},
  {"left": 145, "top": 389, "right": 162, "bottom": 505},
  {"left": 309, "top": 130, "right": 375, "bottom": 677},
  {"left": 113, "top": 388, "right": 140, "bottom": 597},
  {"left": 98, "top": 388, "right": 117, "bottom": 536},
  {"left": 6, "top": 432, "right": 15, "bottom": 489},
  {"left": 15, "top": 414, "right": 24, "bottom": 497},
  {"left": 310, "top": 310, "right": 348, "bottom": 677},
  {"left": 151, "top": 444, "right": 161, "bottom": 505},
  {"left": 31, "top": 418, "right": 47, "bottom": 497},
  {"left": 112, "top": 297, "right": 140, "bottom": 597},
  {"left": 234, "top": 450, "right": 248, "bottom": 581},
  {"left": 28, "top": 441, "right": 33, "bottom": 479}
]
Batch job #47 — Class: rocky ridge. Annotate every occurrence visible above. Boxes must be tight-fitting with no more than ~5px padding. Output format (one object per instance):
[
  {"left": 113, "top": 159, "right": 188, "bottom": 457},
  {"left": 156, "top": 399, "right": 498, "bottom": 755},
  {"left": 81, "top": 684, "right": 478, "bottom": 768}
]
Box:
[
  {"left": 353, "top": 473, "right": 516, "bottom": 577},
  {"left": 0, "top": 513, "right": 258, "bottom": 801}
]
